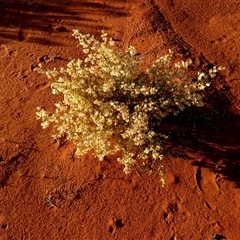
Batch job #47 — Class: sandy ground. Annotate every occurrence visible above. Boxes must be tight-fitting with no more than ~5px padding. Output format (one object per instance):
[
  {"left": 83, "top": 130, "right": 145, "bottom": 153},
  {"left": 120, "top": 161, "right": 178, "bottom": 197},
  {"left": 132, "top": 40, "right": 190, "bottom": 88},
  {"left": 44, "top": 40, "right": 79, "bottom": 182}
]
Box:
[{"left": 1, "top": 0, "right": 240, "bottom": 239}]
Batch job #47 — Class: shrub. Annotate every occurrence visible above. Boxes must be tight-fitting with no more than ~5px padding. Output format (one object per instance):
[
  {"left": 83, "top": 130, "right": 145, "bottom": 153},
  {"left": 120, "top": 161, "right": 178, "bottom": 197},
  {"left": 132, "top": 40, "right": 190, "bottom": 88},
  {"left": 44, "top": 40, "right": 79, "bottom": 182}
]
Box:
[{"left": 35, "top": 30, "right": 223, "bottom": 175}]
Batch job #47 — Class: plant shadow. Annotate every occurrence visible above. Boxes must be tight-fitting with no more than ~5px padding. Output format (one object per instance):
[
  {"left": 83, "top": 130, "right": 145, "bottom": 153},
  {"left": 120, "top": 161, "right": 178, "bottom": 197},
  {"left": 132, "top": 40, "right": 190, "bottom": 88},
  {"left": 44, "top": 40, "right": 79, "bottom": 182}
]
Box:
[
  {"left": 145, "top": 1, "right": 240, "bottom": 188},
  {"left": 160, "top": 83, "right": 240, "bottom": 188},
  {"left": 0, "top": 0, "right": 127, "bottom": 45}
]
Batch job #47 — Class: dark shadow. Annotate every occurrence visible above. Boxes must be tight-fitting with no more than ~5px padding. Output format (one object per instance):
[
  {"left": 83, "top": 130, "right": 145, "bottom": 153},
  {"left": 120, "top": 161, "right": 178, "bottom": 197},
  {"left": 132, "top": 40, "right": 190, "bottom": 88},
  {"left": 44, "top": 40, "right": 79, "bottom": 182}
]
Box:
[
  {"left": 0, "top": 0, "right": 127, "bottom": 44},
  {"left": 145, "top": 0, "right": 240, "bottom": 188},
  {"left": 159, "top": 82, "right": 240, "bottom": 187}
]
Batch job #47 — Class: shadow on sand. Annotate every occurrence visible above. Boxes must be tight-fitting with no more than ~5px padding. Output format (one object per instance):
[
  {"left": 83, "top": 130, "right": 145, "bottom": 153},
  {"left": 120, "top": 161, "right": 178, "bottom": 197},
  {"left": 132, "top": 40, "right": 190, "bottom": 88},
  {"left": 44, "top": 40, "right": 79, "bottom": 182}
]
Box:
[
  {"left": 0, "top": 0, "right": 127, "bottom": 44},
  {"left": 145, "top": 0, "right": 240, "bottom": 188},
  {"left": 160, "top": 84, "right": 240, "bottom": 188}
]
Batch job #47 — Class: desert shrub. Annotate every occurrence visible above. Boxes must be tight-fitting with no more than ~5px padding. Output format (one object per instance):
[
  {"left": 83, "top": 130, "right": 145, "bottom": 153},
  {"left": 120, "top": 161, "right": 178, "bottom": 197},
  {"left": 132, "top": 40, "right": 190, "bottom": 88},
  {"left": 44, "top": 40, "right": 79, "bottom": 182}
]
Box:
[{"left": 35, "top": 30, "right": 223, "bottom": 175}]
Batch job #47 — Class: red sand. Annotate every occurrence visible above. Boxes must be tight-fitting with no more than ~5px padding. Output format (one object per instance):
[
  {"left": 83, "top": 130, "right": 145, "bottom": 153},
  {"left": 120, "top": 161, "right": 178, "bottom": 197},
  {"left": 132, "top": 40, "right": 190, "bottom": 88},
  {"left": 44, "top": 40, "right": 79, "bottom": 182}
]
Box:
[{"left": 1, "top": 0, "right": 240, "bottom": 239}]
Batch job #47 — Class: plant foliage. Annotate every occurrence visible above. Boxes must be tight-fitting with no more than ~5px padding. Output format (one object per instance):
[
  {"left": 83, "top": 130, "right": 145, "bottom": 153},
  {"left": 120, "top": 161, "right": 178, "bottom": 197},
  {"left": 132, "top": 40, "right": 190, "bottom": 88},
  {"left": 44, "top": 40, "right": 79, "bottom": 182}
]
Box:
[{"left": 35, "top": 30, "right": 223, "bottom": 175}]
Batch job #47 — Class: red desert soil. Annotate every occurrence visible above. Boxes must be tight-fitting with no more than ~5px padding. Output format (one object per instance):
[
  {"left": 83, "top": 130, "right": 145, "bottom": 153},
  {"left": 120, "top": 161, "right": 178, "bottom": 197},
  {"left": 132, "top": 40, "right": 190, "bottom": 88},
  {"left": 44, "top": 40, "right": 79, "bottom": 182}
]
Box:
[{"left": 1, "top": 0, "right": 240, "bottom": 239}]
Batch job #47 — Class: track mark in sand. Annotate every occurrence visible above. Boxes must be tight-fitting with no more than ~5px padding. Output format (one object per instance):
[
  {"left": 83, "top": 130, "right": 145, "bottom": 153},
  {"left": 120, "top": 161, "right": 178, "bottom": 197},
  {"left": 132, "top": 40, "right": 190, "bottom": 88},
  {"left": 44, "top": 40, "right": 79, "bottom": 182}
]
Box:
[
  {"left": 108, "top": 218, "right": 124, "bottom": 233},
  {"left": 0, "top": 44, "right": 9, "bottom": 57},
  {"left": 195, "top": 166, "right": 220, "bottom": 210},
  {"left": 18, "top": 30, "right": 24, "bottom": 42},
  {"left": 34, "top": 81, "right": 51, "bottom": 93},
  {"left": 0, "top": 153, "right": 22, "bottom": 187},
  {"left": 196, "top": 166, "right": 202, "bottom": 191},
  {"left": 18, "top": 29, "right": 31, "bottom": 42}
]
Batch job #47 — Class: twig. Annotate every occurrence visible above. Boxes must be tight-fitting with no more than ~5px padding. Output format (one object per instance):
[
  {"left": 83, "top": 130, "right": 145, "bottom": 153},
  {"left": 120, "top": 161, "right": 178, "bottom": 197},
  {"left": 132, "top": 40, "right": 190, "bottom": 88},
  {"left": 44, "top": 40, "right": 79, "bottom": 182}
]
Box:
[{"left": 133, "top": 165, "right": 142, "bottom": 178}]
